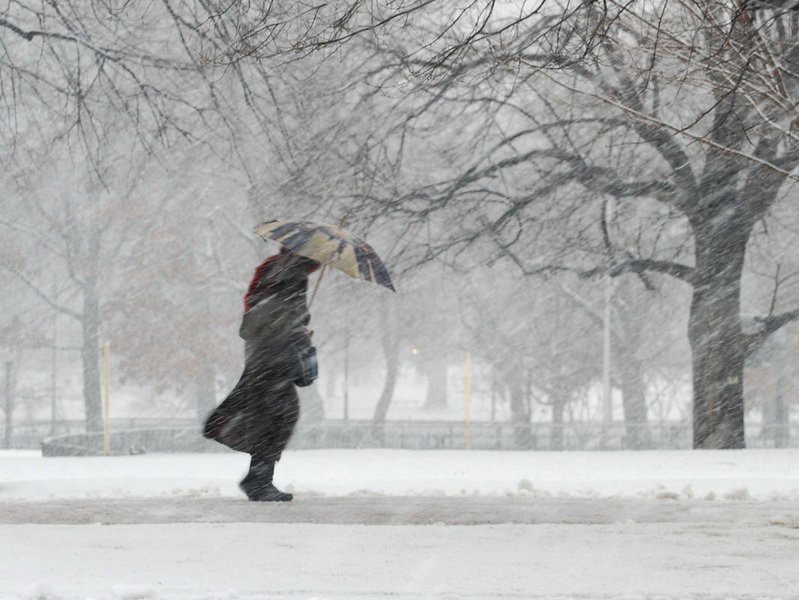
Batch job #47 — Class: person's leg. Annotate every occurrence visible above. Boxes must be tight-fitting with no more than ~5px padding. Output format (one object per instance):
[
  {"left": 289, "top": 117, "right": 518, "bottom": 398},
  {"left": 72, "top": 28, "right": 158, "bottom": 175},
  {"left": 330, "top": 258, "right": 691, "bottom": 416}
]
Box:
[
  {"left": 239, "top": 453, "right": 293, "bottom": 502},
  {"left": 274, "top": 386, "right": 301, "bottom": 455},
  {"left": 238, "top": 381, "right": 299, "bottom": 502}
]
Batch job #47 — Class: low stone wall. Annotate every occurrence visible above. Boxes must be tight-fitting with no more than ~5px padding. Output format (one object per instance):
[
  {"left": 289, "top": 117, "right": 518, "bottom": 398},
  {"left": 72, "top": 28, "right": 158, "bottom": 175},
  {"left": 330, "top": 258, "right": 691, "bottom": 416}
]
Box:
[
  {"left": 41, "top": 428, "right": 223, "bottom": 456},
  {"left": 35, "top": 419, "right": 795, "bottom": 456},
  {"left": 38, "top": 420, "right": 692, "bottom": 456},
  {"left": 39, "top": 422, "right": 526, "bottom": 456}
]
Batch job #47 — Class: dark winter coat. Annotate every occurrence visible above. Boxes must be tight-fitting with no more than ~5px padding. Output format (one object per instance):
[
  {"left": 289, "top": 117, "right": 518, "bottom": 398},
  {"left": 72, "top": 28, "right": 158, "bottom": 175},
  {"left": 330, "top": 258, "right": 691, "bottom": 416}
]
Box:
[{"left": 203, "top": 253, "right": 318, "bottom": 461}]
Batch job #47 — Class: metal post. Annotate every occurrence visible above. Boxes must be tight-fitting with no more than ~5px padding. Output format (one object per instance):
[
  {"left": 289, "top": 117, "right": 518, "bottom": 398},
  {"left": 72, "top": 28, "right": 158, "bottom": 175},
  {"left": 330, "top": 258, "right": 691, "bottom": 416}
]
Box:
[
  {"left": 601, "top": 198, "right": 616, "bottom": 449},
  {"left": 49, "top": 277, "right": 58, "bottom": 436},
  {"left": 602, "top": 274, "right": 612, "bottom": 449},
  {"left": 490, "top": 365, "right": 496, "bottom": 422},
  {"left": 465, "top": 353, "right": 473, "bottom": 449},
  {"left": 50, "top": 293, "right": 58, "bottom": 435},
  {"left": 343, "top": 326, "right": 350, "bottom": 421},
  {"left": 4, "top": 362, "right": 13, "bottom": 449},
  {"left": 103, "top": 342, "right": 111, "bottom": 456},
  {"left": 774, "top": 328, "right": 789, "bottom": 448}
]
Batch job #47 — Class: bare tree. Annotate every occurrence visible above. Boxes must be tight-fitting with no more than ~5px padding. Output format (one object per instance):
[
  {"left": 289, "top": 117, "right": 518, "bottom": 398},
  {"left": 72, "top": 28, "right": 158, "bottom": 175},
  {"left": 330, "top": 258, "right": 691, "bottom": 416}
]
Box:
[
  {"left": 336, "top": 1, "right": 799, "bottom": 449},
  {"left": 0, "top": 138, "right": 153, "bottom": 431}
]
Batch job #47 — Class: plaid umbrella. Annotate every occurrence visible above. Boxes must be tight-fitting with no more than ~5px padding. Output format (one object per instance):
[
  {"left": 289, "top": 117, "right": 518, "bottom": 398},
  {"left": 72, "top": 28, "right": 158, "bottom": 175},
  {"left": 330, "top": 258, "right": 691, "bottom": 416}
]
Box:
[{"left": 254, "top": 220, "right": 395, "bottom": 292}]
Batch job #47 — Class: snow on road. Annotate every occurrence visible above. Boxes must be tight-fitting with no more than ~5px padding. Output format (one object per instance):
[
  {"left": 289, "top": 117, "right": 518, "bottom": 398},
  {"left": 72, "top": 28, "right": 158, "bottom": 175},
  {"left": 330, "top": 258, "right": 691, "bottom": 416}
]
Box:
[
  {"left": 2, "top": 521, "right": 798, "bottom": 599},
  {"left": 1, "top": 449, "right": 798, "bottom": 599}
]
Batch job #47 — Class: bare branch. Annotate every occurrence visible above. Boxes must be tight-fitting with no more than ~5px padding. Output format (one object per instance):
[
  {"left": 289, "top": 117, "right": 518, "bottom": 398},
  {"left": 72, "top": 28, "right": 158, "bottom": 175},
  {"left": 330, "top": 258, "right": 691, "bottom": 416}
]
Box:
[
  {"left": 0, "top": 263, "right": 82, "bottom": 321},
  {"left": 582, "top": 259, "right": 696, "bottom": 284},
  {"left": 744, "top": 308, "right": 799, "bottom": 357}
]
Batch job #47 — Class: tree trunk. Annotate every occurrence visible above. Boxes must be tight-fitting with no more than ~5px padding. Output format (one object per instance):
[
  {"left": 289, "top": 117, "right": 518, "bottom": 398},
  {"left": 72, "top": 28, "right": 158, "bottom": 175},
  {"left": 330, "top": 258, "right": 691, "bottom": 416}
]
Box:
[
  {"left": 81, "top": 285, "right": 103, "bottom": 432},
  {"left": 770, "top": 376, "right": 789, "bottom": 448},
  {"left": 373, "top": 350, "right": 399, "bottom": 422},
  {"left": 374, "top": 306, "right": 400, "bottom": 422},
  {"left": 422, "top": 355, "right": 448, "bottom": 409},
  {"left": 689, "top": 234, "right": 747, "bottom": 449},
  {"left": 774, "top": 330, "right": 791, "bottom": 448},
  {"left": 618, "top": 359, "right": 651, "bottom": 449},
  {"left": 768, "top": 329, "right": 790, "bottom": 448},
  {"left": 508, "top": 371, "right": 532, "bottom": 448},
  {"left": 551, "top": 395, "right": 565, "bottom": 451}
]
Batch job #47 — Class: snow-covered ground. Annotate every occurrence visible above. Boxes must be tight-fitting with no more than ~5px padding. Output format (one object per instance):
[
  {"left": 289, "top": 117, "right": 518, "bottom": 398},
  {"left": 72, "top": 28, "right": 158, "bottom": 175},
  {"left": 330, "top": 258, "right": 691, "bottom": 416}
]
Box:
[
  {"left": 2, "top": 449, "right": 798, "bottom": 600},
  {"left": 2, "top": 448, "right": 799, "bottom": 501},
  {"left": 5, "top": 520, "right": 799, "bottom": 600}
]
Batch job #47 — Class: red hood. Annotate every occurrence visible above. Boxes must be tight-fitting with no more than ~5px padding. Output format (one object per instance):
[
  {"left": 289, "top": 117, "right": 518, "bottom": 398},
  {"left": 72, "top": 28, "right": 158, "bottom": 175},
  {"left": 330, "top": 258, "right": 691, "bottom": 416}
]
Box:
[{"left": 243, "top": 249, "right": 321, "bottom": 311}]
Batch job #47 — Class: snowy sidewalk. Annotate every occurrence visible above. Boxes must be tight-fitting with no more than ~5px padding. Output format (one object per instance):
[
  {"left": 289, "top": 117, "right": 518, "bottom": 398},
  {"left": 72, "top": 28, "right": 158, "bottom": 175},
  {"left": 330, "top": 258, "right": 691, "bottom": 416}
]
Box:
[
  {"left": 3, "top": 448, "right": 799, "bottom": 501},
  {"left": 3, "top": 449, "right": 799, "bottom": 599},
  {"left": 2, "top": 495, "right": 799, "bottom": 526}
]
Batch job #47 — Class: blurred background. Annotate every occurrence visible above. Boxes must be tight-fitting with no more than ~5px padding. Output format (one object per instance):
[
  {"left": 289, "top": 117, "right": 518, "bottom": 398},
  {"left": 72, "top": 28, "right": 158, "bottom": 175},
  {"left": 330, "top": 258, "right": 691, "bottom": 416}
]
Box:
[{"left": 1, "top": 1, "right": 798, "bottom": 454}]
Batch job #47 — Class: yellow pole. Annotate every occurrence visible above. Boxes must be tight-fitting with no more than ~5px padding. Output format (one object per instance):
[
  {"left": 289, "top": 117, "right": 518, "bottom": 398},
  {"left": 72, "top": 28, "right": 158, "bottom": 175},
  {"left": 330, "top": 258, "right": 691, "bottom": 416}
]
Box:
[
  {"left": 465, "top": 352, "right": 473, "bottom": 449},
  {"left": 103, "top": 342, "right": 111, "bottom": 456}
]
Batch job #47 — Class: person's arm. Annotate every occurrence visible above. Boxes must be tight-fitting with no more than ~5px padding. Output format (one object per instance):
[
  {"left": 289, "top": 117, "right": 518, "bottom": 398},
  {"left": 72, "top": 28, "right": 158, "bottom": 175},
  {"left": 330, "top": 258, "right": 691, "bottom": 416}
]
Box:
[
  {"left": 239, "top": 297, "right": 283, "bottom": 340},
  {"left": 239, "top": 296, "right": 311, "bottom": 341}
]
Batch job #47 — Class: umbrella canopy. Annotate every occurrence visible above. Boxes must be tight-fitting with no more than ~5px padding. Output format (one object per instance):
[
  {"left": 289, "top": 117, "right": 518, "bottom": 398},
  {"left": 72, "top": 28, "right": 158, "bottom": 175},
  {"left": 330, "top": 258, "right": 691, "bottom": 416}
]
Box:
[{"left": 255, "top": 220, "right": 395, "bottom": 292}]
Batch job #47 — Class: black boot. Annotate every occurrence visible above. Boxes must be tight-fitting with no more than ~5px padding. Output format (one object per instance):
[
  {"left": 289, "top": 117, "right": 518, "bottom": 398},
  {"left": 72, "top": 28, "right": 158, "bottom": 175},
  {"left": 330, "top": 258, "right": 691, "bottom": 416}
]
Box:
[{"left": 239, "top": 457, "right": 293, "bottom": 502}]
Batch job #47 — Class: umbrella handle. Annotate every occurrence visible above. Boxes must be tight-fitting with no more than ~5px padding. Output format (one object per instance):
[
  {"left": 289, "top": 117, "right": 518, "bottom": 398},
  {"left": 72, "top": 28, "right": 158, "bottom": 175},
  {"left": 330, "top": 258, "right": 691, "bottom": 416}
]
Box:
[{"left": 308, "top": 265, "right": 326, "bottom": 309}]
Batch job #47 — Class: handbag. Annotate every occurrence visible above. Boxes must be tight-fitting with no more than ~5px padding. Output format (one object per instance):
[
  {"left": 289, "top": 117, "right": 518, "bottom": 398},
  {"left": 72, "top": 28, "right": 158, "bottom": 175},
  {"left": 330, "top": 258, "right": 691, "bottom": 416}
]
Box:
[{"left": 294, "top": 344, "right": 318, "bottom": 387}]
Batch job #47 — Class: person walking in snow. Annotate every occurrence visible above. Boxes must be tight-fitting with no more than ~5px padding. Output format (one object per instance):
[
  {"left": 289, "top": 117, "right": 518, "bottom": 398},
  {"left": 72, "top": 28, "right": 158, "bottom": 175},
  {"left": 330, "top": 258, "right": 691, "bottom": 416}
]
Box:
[{"left": 203, "top": 247, "right": 321, "bottom": 501}]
